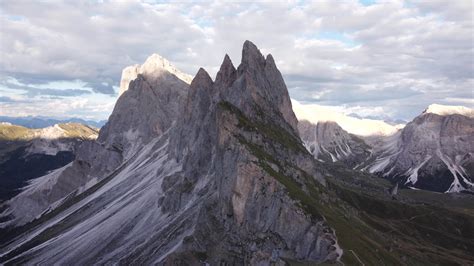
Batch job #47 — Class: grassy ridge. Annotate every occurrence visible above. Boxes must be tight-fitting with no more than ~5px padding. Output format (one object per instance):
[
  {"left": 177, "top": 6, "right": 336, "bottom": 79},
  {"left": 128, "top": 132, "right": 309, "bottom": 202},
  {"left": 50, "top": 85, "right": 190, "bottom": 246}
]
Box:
[{"left": 0, "top": 123, "right": 98, "bottom": 141}]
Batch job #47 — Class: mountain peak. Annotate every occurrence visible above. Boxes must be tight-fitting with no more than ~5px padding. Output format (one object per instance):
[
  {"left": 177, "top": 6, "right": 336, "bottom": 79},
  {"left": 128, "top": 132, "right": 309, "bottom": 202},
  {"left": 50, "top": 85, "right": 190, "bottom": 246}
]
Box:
[
  {"left": 265, "top": 53, "right": 275, "bottom": 64},
  {"left": 424, "top": 103, "right": 473, "bottom": 117},
  {"left": 215, "top": 54, "right": 236, "bottom": 86},
  {"left": 190, "top": 68, "right": 213, "bottom": 90},
  {"left": 119, "top": 53, "right": 192, "bottom": 96},
  {"left": 241, "top": 40, "right": 265, "bottom": 68}
]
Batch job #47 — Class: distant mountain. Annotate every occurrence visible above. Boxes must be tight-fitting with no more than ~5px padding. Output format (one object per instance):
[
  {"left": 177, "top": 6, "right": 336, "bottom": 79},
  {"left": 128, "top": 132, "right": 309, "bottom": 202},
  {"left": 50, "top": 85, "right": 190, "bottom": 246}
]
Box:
[
  {"left": 298, "top": 120, "right": 371, "bottom": 168},
  {"left": 297, "top": 102, "right": 474, "bottom": 193},
  {"left": 0, "top": 116, "right": 107, "bottom": 129},
  {"left": 0, "top": 123, "right": 98, "bottom": 201},
  {"left": 365, "top": 104, "right": 474, "bottom": 193}
]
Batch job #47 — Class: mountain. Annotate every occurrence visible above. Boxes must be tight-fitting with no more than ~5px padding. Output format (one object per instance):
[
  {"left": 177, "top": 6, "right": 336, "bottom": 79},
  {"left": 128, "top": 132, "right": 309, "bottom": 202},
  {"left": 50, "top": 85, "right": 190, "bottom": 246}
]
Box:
[
  {"left": 366, "top": 104, "right": 474, "bottom": 192},
  {"left": 0, "top": 116, "right": 106, "bottom": 129},
  {"left": 0, "top": 123, "right": 98, "bottom": 201},
  {"left": 0, "top": 42, "right": 473, "bottom": 265},
  {"left": 296, "top": 100, "right": 474, "bottom": 193},
  {"left": 298, "top": 120, "right": 371, "bottom": 168},
  {"left": 0, "top": 41, "right": 340, "bottom": 264}
]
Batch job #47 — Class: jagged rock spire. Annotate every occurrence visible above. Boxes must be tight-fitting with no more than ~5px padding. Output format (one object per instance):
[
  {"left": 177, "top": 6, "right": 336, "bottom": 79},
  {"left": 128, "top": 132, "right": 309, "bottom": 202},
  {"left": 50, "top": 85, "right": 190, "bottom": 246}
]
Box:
[
  {"left": 184, "top": 68, "right": 214, "bottom": 119},
  {"left": 223, "top": 40, "right": 299, "bottom": 134},
  {"left": 190, "top": 68, "right": 213, "bottom": 91},
  {"left": 215, "top": 54, "right": 236, "bottom": 87},
  {"left": 240, "top": 40, "right": 266, "bottom": 69}
]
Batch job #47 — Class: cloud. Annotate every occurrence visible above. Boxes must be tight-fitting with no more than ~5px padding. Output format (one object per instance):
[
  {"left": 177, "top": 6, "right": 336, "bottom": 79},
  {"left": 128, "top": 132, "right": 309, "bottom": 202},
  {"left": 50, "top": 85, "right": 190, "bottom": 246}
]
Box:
[
  {"left": 0, "top": 96, "right": 15, "bottom": 102},
  {"left": 0, "top": 0, "right": 472, "bottom": 121},
  {"left": 0, "top": 78, "right": 92, "bottom": 97}
]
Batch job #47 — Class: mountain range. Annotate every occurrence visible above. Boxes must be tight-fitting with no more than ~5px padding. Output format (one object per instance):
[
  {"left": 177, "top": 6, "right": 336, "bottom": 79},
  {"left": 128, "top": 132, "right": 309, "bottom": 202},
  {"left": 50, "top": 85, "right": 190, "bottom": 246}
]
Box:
[
  {"left": 0, "top": 41, "right": 473, "bottom": 265},
  {"left": 297, "top": 103, "right": 474, "bottom": 193},
  {"left": 0, "top": 123, "right": 98, "bottom": 201},
  {"left": 0, "top": 116, "right": 106, "bottom": 129}
]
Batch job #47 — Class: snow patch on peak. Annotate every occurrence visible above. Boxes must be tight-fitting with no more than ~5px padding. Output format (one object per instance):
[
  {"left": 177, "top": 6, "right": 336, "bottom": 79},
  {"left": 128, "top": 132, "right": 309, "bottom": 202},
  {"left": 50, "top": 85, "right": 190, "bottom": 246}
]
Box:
[
  {"left": 292, "top": 99, "right": 402, "bottom": 137},
  {"left": 424, "top": 104, "right": 474, "bottom": 118},
  {"left": 119, "top": 53, "right": 193, "bottom": 96}
]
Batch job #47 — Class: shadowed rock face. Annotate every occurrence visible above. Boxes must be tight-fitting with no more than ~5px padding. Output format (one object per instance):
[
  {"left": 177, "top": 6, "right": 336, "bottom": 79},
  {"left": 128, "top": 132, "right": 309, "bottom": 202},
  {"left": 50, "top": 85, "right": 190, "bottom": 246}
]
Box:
[{"left": 0, "top": 41, "right": 339, "bottom": 264}]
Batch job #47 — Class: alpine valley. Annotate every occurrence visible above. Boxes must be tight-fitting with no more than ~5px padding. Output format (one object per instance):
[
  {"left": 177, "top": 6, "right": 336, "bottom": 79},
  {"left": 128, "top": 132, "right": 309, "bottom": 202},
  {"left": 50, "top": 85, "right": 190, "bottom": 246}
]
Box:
[{"left": 0, "top": 41, "right": 473, "bottom": 265}]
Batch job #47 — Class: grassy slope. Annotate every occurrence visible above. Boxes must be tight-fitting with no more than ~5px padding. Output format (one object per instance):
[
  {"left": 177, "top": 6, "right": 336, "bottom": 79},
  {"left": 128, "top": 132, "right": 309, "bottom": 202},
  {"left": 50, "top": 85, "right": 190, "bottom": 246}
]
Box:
[
  {"left": 221, "top": 101, "right": 474, "bottom": 265},
  {"left": 0, "top": 125, "right": 31, "bottom": 141},
  {"left": 57, "top": 123, "right": 99, "bottom": 139},
  {"left": 0, "top": 123, "right": 98, "bottom": 141}
]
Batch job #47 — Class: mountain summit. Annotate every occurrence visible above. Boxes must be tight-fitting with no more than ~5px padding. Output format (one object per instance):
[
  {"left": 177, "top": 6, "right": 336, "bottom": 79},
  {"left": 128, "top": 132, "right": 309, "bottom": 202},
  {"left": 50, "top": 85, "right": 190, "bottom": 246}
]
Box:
[{"left": 119, "top": 53, "right": 192, "bottom": 96}]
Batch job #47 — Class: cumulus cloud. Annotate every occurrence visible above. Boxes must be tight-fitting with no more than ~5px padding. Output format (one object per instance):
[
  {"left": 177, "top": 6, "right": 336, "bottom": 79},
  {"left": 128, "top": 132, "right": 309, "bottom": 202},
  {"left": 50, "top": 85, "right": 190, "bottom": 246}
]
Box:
[
  {"left": 0, "top": 0, "right": 472, "bottom": 121},
  {"left": 0, "top": 78, "right": 92, "bottom": 97},
  {"left": 0, "top": 96, "right": 15, "bottom": 103}
]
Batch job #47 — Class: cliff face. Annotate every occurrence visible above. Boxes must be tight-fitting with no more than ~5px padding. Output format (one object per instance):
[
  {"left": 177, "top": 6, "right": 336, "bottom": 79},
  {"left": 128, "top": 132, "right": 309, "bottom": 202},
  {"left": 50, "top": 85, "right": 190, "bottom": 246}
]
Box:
[{"left": 0, "top": 41, "right": 339, "bottom": 264}]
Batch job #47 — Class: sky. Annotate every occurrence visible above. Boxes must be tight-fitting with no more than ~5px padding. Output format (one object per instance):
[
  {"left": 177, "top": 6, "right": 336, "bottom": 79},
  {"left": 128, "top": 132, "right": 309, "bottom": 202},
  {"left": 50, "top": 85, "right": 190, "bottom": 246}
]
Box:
[{"left": 0, "top": 0, "right": 472, "bottom": 122}]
